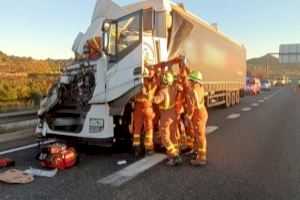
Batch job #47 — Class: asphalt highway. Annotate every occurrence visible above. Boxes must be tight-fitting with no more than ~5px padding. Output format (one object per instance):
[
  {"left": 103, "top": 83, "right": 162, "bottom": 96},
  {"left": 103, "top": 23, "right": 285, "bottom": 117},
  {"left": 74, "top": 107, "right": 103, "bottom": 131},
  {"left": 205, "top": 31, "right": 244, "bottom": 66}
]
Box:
[{"left": 1, "top": 86, "right": 300, "bottom": 200}]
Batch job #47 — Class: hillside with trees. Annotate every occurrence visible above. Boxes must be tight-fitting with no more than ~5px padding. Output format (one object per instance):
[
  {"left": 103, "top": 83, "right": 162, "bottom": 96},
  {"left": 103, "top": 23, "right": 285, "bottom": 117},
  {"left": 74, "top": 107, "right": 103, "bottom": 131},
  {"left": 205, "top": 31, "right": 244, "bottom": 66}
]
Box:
[
  {"left": 0, "top": 51, "right": 72, "bottom": 112},
  {"left": 247, "top": 55, "right": 300, "bottom": 79}
]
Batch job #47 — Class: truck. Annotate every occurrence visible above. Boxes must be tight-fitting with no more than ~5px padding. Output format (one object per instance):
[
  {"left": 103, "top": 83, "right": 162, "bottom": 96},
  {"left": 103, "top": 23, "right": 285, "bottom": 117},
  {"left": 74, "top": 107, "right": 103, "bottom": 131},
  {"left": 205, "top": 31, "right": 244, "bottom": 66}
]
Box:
[{"left": 36, "top": 0, "right": 246, "bottom": 145}]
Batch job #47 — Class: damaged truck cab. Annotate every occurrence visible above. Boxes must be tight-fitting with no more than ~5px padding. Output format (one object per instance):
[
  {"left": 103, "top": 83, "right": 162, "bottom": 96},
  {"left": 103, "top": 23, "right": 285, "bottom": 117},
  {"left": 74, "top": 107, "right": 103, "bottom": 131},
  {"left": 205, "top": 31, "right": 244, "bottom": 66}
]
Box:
[{"left": 36, "top": 0, "right": 171, "bottom": 144}]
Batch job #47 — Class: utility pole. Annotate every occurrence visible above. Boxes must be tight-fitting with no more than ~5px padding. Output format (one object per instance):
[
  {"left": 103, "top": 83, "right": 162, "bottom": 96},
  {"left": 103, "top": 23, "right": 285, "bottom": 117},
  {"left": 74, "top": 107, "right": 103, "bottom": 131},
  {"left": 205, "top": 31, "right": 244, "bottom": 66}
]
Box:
[
  {"left": 266, "top": 54, "right": 270, "bottom": 79},
  {"left": 265, "top": 53, "right": 279, "bottom": 80}
]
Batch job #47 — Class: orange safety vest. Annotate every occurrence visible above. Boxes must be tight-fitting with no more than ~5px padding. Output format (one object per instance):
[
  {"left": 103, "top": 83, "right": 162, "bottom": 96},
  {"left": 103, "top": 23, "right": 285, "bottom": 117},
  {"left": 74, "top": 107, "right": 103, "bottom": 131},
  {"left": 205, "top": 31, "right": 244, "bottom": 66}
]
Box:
[
  {"left": 192, "top": 89, "right": 205, "bottom": 109},
  {"left": 135, "top": 82, "right": 157, "bottom": 105},
  {"left": 185, "top": 86, "right": 205, "bottom": 120},
  {"left": 159, "top": 86, "right": 176, "bottom": 111}
]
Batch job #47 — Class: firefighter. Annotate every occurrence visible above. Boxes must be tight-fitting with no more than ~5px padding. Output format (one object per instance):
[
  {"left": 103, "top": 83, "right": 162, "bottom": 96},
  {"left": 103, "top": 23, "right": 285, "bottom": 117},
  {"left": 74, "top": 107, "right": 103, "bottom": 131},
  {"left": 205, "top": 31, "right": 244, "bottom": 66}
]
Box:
[
  {"left": 185, "top": 71, "right": 208, "bottom": 166},
  {"left": 174, "top": 76, "right": 186, "bottom": 150},
  {"left": 175, "top": 63, "right": 192, "bottom": 150},
  {"left": 180, "top": 64, "right": 195, "bottom": 153},
  {"left": 132, "top": 68, "right": 157, "bottom": 156},
  {"left": 153, "top": 71, "right": 183, "bottom": 166}
]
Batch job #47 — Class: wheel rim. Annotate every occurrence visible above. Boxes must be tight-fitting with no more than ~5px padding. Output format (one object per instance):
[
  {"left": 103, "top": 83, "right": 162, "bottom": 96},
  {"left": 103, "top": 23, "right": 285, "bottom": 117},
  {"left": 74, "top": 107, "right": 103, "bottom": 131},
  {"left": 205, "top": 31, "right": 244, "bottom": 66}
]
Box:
[
  {"left": 236, "top": 91, "right": 240, "bottom": 104},
  {"left": 231, "top": 92, "right": 236, "bottom": 105},
  {"left": 226, "top": 92, "right": 231, "bottom": 107}
]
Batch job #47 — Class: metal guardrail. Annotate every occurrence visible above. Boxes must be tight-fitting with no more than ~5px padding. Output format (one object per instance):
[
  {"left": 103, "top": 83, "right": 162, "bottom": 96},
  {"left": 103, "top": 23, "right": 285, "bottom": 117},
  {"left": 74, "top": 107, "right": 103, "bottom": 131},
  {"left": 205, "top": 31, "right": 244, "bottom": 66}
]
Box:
[
  {"left": 0, "top": 110, "right": 37, "bottom": 119},
  {"left": 0, "top": 110, "right": 37, "bottom": 125},
  {"left": 0, "top": 110, "right": 38, "bottom": 134}
]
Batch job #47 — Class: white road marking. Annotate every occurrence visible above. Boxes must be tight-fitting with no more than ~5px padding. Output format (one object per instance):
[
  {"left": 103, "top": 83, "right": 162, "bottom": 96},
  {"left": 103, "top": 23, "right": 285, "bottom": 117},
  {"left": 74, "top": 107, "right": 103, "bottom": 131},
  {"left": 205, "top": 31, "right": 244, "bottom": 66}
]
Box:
[
  {"left": 99, "top": 126, "right": 218, "bottom": 187},
  {"left": 252, "top": 103, "right": 259, "bottom": 107},
  {"left": 259, "top": 100, "right": 265, "bottom": 103},
  {"left": 242, "top": 107, "right": 251, "bottom": 112},
  {"left": 0, "top": 139, "right": 56, "bottom": 156},
  {"left": 98, "top": 153, "right": 167, "bottom": 187},
  {"left": 264, "top": 97, "right": 269, "bottom": 100},
  {"left": 227, "top": 114, "right": 241, "bottom": 119},
  {"left": 206, "top": 126, "right": 218, "bottom": 134}
]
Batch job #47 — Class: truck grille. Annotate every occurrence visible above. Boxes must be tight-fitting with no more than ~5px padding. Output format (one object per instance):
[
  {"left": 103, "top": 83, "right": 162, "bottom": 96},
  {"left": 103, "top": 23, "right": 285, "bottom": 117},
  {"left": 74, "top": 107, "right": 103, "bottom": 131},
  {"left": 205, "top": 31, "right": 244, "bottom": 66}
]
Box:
[{"left": 45, "top": 105, "right": 88, "bottom": 134}]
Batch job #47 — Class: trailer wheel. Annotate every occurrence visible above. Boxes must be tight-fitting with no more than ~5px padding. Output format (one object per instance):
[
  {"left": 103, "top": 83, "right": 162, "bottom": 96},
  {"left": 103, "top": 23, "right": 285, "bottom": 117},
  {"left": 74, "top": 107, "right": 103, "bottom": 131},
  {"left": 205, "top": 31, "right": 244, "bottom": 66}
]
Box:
[
  {"left": 235, "top": 91, "right": 240, "bottom": 104},
  {"left": 225, "top": 92, "right": 231, "bottom": 108},
  {"left": 231, "top": 91, "right": 236, "bottom": 106}
]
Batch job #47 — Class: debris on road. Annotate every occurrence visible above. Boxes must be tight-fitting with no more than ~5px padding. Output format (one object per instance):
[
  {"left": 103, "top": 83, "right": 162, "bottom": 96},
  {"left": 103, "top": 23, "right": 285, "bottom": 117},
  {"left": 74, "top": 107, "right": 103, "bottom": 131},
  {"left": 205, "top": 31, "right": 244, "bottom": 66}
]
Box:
[
  {"left": 24, "top": 167, "right": 57, "bottom": 178},
  {"left": 117, "top": 160, "right": 127, "bottom": 165},
  {"left": 0, "top": 157, "right": 15, "bottom": 168},
  {"left": 0, "top": 169, "right": 34, "bottom": 184}
]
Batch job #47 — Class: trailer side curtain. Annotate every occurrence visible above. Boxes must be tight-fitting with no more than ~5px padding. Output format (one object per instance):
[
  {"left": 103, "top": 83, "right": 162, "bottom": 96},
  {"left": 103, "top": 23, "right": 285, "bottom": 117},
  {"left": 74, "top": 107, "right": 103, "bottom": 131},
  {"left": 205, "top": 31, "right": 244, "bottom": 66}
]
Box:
[{"left": 168, "top": 10, "right": 193, "bottom": 59}]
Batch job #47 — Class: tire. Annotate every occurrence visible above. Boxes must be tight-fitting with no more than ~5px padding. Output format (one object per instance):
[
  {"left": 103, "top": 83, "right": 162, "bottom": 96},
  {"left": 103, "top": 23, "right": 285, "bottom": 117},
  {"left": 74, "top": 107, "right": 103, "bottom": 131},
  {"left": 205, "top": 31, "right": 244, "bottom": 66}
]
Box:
[
  {"left": 231, "top": 91, "right": 236, "bottom": 106},
  {"left": 224, "top": 91, "right": 231, "bottom": 108},
  {"left": 235, "top": 91, "right": 240, "bottom": 104},
  {"left": 113, "top": 103, "right": 134, "bottom": 153}
]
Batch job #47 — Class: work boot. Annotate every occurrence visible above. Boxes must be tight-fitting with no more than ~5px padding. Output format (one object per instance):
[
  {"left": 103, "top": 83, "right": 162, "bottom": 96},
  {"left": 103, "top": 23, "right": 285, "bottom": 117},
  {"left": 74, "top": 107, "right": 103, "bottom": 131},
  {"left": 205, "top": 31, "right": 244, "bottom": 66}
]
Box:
[
  {"left": 166, "top": 158, "right": 177, "bottom": 167},
  {"left": 145, "top": 150, "right": 155, "bottom": 156},
  {"left": 174, "top": 156, "right": 183, "bottom": 165},
  {"left": 133, "top": 146, "right": 141, "bottom": 157},
  {"left": 166, "top": 156, "right": 183, "bottom": 167},
  {"left": 185, "top": 149, "right": 197, "bottom": 157},
  {"left": 190, "top": 159, "right": 207, "bottom": 166}
]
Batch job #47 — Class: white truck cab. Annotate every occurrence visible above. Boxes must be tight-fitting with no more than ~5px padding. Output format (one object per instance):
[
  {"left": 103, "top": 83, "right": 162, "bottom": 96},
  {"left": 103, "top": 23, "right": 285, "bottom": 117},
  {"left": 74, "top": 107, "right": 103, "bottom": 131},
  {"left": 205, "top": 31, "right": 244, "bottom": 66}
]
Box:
[{"left": 36, "top": 0, "right": 170, "bottom": 145}]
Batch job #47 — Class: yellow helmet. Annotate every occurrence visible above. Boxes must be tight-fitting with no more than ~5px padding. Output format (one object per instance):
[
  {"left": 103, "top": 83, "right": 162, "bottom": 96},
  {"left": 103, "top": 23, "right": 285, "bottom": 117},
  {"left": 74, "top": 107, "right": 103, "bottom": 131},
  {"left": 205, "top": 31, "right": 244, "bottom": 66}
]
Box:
[
  {"left": 189, "top": 71, "right": 203, "bottom": 83},
  {"left": 163, "top": 71, "right": 174, "bottom": 85}
]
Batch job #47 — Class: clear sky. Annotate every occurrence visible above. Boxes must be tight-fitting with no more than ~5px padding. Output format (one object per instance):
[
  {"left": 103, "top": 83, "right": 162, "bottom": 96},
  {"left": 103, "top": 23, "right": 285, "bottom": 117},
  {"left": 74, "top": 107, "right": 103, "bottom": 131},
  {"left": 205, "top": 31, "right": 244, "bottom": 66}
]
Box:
[{"left": 0, "top": 0, "right": 299, "bottom": 59}]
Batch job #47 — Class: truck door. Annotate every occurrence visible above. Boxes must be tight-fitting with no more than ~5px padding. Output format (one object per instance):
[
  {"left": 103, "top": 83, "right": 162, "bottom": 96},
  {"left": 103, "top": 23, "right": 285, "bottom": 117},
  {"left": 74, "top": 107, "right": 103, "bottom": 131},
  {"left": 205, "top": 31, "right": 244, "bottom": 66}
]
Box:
[{"left": 105, "top": 10, "right": 143, "bottom": 103}]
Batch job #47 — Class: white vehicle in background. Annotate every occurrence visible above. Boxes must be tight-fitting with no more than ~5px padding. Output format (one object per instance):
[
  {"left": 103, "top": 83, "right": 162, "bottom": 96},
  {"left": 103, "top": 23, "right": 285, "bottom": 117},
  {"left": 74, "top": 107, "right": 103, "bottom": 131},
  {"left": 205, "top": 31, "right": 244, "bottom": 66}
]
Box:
[
  {"left": 260, "top": 80, "right": 272, "bottom": 90},
  {"left": 36, "top": 0, "right": 246, "bottom": 145}
]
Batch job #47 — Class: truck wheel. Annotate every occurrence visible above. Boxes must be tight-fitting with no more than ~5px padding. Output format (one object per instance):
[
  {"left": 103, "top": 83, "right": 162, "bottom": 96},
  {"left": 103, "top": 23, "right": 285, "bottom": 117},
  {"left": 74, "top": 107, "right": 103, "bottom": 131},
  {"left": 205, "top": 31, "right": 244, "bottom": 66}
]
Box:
[
  {"left": 231, "top": 91, "right": 236, "bottom": 106},
  {"left": 225, "top": 92, "right": 231, "bottom": 108},
  {"left": 235, "top": 91, "right": 240, "bottom": 104},
  {"left": 113, "top": 103, "right": 134, "bottom": 153}
]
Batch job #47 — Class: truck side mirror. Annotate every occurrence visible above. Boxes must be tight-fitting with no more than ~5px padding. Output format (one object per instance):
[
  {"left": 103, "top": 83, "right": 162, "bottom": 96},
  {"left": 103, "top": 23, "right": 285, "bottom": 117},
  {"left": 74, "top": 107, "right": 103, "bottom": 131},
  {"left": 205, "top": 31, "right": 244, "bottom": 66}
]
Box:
[
  {"left": 102, "top": 21, "right": 111, "bottom": 53},
  {"left": 102, "top": 21, "right": 111, "bottom": 33}
]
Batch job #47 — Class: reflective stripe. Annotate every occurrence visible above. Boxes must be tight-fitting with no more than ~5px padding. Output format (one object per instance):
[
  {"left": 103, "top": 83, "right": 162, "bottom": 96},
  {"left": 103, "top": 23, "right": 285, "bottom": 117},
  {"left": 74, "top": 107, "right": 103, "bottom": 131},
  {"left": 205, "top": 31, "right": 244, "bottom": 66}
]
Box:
[
  {"left": 167, "top": 144, "right": 175, "bottom": 151},
  {"left": 92, "top": 37, "right": 100, "bottom": 50},
  {"left": 148, "top": 85, "right": 156, "bottom": 101},
  {"left": 145, "top": 145, "right": 153, "bottom": 148},
  {"left": 193, "top": 90, "right": 204, "bottom": 109},
  {"left": 198, "top": 148, "right": 206, "bottom": 153},
  {"left": 169, "top": 148, "right": 178, "bottom": 156},
  {"left": 164, "top": 90, "right": 170, "bottom": 109},
  {"left": 135, "top": 98, "right": 147, "bottom": 103},
  {"left": 148, "top": 85, "right": 155, "bottom": 94},
  {"left": 159, "top": 104, "right": 175, "bottom": 111},
  {"left": 133, "top": 134, "right": 140, "bottom": 138},
  {"left": 145, "top": 143, "right": 153, "bottom": 148}
]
